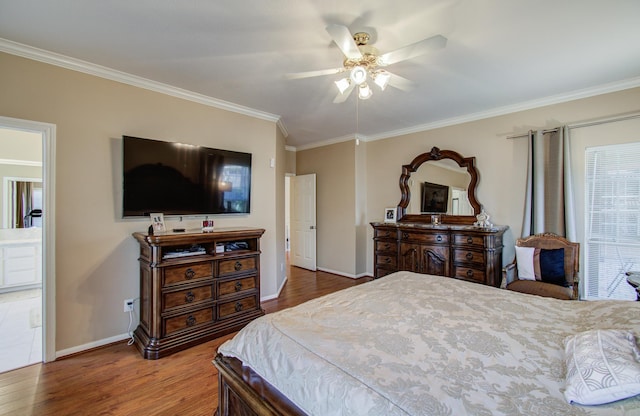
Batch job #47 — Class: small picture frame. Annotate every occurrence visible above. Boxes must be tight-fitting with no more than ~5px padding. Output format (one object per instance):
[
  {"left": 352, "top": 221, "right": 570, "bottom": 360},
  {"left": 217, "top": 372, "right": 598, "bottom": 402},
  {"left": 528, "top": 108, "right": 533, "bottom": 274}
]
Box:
[
  {"left": 150, "top": 213, "right": 166, "bottom": 233},
  {"left": 384, "top": 207, "right": 396, "bottom": 223}
]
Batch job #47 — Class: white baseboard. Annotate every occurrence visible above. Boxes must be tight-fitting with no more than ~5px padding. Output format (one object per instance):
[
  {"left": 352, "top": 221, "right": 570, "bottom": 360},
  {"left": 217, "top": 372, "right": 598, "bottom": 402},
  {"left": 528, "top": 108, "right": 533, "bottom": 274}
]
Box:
[
  {"left": 261, "top": 275, "right": 288, "bottom": 302},
  {"left": 57, "top": 333, "right": 132, "bottom": 358},
  {"left": 317, "top": 267, "right": 371, "bottom": 280}
]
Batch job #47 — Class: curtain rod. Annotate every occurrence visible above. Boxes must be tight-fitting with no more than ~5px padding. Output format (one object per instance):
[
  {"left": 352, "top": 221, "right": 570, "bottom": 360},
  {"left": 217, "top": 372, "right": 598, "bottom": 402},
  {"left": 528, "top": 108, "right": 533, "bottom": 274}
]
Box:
[{"left": 505, "top": 111, "right": 640, "bottom": 140}]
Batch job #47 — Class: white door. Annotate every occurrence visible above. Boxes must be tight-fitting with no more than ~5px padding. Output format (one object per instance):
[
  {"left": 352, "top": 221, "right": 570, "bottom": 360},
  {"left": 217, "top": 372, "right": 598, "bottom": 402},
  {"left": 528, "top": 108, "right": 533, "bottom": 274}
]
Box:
[{"left": 291, "top": 174, "right": 316, "bottom": 271}]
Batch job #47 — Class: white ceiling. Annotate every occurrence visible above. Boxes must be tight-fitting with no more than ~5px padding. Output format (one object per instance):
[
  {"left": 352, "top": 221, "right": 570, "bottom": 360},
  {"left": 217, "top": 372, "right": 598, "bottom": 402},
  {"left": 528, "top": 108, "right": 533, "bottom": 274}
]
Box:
[{"left": 1, "top": 0, "right": 639, "bottom": 149}]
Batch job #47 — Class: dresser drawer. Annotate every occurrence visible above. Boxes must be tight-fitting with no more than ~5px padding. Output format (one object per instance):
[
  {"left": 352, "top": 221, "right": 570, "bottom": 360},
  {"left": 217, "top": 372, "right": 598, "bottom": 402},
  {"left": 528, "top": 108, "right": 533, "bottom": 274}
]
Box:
[
  {"left": 375, "top": 228, "right": 397, "bottom": 239},
  {"left": 375, "top": 267, "right": 397, "bottom": 278},
  {"left": 453, "top": 234, "right": 485, "bottom": 247},
  {"left": 375, "top": 240, "right": 396, "bottom": 252},
  {"left": 400, "top": 231, "right": 449, "bottom": 244},
  {"left": 453, "top": 249, "right": 484, "bottom": 264},
  {"left": 218, "top": 295, "right": 259, "bottom": 319},
  {"left": 453, "top": 265, "right": 486, "bottom": 284},
  {"left": 163, "top": 285, "right": 213, "bottom": 311},
  {"left": 376, "top": 254, "right": 397, "bottom": 268},
  {"left": 218, "top": 256, "right": 257, "bottom": 277},
  {"left": 217, "top": 276, "right": 256, "bottom": 298},
  {"left": 163, "top": 262, "right": 212, "bottom": 286},
  {"left": 163, "top": 306, "right": 214, "bottom": 336}
]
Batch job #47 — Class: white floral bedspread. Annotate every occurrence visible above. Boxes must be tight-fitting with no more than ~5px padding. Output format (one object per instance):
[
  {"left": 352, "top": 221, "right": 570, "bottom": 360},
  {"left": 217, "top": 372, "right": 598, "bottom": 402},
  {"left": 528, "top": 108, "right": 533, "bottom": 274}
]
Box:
[{"left": 218, "top": 271, "right": 640, "bottom": 415}]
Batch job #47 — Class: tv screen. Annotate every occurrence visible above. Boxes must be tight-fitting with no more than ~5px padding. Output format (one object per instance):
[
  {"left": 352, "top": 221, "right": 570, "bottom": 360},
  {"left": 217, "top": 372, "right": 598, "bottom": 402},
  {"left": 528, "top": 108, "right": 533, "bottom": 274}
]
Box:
[
  {"left": 122, "top": 136, "right": 251, "bottom": 217},
  {"left": 421, "top": 181, "right": 449, "bottom": 213}
]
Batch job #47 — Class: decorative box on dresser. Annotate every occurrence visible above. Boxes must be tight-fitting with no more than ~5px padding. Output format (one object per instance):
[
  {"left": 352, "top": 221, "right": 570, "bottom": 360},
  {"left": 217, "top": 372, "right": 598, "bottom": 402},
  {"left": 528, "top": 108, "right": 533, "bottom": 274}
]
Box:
[
  {"left": 132, "top": 227, "right": 265, "bottom": 359},
  {"left": 372, "top": 223, "right": 508, "bottom": 287}
]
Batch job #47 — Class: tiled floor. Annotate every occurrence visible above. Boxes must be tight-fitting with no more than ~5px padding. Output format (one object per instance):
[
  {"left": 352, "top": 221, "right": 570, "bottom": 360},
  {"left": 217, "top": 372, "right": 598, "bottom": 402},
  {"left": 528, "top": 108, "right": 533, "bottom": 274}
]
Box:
[{"left": 0, "top": 289, "right": 42, "bottom": 373}]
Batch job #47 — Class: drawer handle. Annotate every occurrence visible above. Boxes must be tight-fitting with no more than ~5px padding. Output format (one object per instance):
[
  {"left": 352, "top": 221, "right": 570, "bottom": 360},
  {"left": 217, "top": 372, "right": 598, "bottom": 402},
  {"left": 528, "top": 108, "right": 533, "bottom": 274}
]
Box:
[
  {"left": 184, "top": 268, "right": 196, "bottom": 279},
  {"left": 234, "top": 261, "right": 243, "bottom": 271},
  {"left": 384, "top": 258, "right": 391, "bottom": 264},
  {"left": 185, "top": 291, "right": 195, "bottom": 303},
  {"left": 234, "top": 281, "right": 243, "bottom": 292},
  {"left": 466, "top": 270, "right": 474, "bottom": 277},
  {"left": 466, "top": 252, "right": 474, "bottom": 260},
  {"left": 467, "top": 237, "right": 473, "bottom": 244},
  {"left": 384, "top": 243, "right": 391, "bottom": 250},
  {"left": 402, "top": 232, "right": 409, "bottom": 239},
  {"left": 436, "top": 235, "right": 443, "bottom": 242},
  {"left": 186, "top": 315, "right": 196, "bottom": 327},
  {"left": 234, "top": 302, "right": 243, "bottom": 312}
]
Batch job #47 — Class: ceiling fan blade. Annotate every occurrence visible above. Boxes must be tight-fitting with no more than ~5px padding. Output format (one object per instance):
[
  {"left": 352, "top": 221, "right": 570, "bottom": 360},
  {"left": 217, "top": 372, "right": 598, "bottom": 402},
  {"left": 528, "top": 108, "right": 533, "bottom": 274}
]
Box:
[
  {"left": 387, "top": 72, "right": 417, "bottom": 92},
  {"left": 326, "top": 24, "right": 362, "bottom": 60},
  {"left": 378, "top": 35, "right": 447, "bottom": 66},
  {"left": 285, "top": 68, "right": 344, "bottom": 80},
  {"left": 333, "top": 83, "right": 355, "bottom": 103}
]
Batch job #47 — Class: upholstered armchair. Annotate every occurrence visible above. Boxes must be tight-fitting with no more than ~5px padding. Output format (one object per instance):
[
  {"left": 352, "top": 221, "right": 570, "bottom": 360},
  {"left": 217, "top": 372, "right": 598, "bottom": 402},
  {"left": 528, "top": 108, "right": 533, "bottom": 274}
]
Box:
[{"left": 503, "top": 233, "right": 580, "bottom": 300}]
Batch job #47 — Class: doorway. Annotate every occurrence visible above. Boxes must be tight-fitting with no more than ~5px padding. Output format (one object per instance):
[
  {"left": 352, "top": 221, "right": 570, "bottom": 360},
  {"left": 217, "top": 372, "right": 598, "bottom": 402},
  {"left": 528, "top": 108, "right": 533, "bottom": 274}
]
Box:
[
  {"left": 289, "top": 173, "right": 317, "bottom": 271},
  {"left": 0, "top": 117, "right": 56, "bottom": 372}
]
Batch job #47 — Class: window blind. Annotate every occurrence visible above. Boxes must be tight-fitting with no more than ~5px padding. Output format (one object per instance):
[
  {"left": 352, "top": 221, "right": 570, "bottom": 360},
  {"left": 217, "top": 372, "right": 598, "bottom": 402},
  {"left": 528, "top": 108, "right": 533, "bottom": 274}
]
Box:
[{"left": 584, "top": 142, "right": 640, "bottom": 300}]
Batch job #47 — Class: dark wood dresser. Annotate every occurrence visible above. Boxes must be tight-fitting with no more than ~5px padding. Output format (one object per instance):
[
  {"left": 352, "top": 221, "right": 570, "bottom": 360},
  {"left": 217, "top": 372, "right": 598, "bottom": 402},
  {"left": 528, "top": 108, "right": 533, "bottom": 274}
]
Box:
[
  {"left": 132, "top": 227, "right": 265, "bottom": 359},
  {"left": 371, "top": 222, "right": 508, "bottom": 287}
]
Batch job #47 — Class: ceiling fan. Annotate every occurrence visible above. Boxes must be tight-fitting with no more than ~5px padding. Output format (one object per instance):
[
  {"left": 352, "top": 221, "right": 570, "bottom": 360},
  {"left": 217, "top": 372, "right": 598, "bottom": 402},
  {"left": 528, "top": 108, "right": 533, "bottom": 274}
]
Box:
[{"left": 286, "top": 24, "right": 447, "bottom": 103}]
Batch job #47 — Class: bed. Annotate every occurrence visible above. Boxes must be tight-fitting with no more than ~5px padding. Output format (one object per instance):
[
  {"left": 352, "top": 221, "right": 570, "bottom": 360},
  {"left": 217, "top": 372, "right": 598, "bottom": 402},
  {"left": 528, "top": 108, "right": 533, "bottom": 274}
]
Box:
[{"left": 214, "top": 271, "right": 640, "bottom": 415}]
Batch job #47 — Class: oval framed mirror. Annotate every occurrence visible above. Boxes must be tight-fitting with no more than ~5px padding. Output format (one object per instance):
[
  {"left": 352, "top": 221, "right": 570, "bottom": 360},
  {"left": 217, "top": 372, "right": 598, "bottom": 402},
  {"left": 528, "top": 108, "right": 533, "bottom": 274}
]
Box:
[{"left": 397, "top": 147, "right": 481, "bottom": 225}]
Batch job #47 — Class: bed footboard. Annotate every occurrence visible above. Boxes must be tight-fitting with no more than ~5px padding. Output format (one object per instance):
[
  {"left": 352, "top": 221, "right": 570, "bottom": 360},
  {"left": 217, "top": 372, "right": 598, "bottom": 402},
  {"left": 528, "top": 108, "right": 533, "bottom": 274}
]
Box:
[{"left": 214, "top": 353, "right": 306, "bottom": 416}]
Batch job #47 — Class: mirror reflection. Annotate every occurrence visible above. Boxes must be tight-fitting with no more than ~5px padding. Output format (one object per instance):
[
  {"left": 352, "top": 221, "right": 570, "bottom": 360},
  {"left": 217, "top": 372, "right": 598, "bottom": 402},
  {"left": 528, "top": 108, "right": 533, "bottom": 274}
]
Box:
[{"left": 407, "top": 159, "right": 473, "bottom": 216}]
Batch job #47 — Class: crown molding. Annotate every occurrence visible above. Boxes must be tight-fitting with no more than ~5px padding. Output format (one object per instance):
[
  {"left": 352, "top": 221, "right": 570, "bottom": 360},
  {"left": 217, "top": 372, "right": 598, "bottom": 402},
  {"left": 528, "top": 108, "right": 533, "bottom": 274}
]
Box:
[
  {"left": 290, "top": 76, "right": 640, "bottom": 151},
  {"left": 294, "top": 133, "right": 364, "bottom": 151},
  {"left": 276, "top": 119, "right": 289, "bottom": 138},
  {"left": 0, "top": 158, "right": 42, "bottom": 167},
  {"left": 365, "top": 76, "right": 640, "bottom": 142},
  {"left": 0, "top": 38, "right": 284, "bottom": 125}
]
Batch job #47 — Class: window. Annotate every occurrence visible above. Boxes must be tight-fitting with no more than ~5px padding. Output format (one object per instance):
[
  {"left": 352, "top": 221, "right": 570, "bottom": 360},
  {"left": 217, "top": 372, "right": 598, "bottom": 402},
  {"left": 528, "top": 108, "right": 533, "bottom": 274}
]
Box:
[{"left": 584, "top": 142, "right": 640, "bottom": 300}]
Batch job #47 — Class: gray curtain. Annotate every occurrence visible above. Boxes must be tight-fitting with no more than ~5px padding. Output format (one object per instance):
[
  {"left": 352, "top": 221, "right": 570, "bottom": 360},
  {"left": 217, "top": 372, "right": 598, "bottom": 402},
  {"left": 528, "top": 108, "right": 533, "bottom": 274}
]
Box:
[{"left": 521, "top": 126, "right": 576, "bottom": 240}]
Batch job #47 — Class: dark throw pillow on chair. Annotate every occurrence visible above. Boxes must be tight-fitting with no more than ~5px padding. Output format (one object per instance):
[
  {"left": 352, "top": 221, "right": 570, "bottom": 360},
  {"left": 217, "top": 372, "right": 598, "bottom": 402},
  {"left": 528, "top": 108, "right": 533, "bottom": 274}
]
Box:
[{"left": 540, "top": 248, "right": 567, "bottom": 287}]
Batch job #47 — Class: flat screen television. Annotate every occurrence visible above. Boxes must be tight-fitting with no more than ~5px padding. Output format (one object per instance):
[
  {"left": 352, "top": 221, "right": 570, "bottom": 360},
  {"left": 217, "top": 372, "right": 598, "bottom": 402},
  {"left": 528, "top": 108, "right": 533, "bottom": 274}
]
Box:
[
  {"left": 421, "top": 181, "right": 449, "bottom": 214},
  {"left": 122, "top": 136, "right": 251, "bottom": 217}
]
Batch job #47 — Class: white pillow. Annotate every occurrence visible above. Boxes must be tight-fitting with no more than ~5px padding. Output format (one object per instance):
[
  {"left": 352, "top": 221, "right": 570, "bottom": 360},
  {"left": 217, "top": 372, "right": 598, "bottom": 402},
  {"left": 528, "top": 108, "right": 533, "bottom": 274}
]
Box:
[
  {"left": 515, "top": 246, "right": 536, "bottom": 280},
  {"left": 564, "top": 329, "right": 640, "bottom": 405}
]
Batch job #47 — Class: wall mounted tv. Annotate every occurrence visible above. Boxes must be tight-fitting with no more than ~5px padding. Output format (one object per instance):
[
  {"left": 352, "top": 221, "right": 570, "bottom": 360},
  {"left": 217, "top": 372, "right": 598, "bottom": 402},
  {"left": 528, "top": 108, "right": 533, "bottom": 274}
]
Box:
[
  {"left": 421, "top": 181, "right": 449, "bottom": 214},
  {"left": 122, "top": 136, "right": 251, "bottom": 217}
]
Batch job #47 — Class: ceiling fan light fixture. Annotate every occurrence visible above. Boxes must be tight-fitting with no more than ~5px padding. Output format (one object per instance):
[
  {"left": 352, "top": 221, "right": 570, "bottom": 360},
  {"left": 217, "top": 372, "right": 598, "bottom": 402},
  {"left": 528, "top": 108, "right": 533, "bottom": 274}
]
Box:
[
  {"left": 350, "top": 66, "right": 367, "bottom": 85},
  {"left": 335, "top": 77, "right": 351, "bottom": 94},
  {"left": 358, "top": 83, "right": 372, "bottom": 100},
  {"left": 373, "top": 71, "right": 391, "bottom": 91}
]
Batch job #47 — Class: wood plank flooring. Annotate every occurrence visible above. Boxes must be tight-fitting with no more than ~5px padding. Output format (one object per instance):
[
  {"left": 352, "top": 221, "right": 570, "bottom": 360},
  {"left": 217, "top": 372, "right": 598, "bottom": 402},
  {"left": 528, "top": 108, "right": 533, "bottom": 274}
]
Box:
[{"left": 0, "top": 264, "right": 372, "bottom": 416}]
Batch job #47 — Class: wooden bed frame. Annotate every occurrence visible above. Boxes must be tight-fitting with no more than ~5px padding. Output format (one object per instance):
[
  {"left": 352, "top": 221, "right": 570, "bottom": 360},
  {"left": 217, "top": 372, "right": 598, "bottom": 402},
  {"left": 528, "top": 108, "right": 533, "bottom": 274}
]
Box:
[{"left": 214, "top": 353, "right": 306, "bottom": 416}]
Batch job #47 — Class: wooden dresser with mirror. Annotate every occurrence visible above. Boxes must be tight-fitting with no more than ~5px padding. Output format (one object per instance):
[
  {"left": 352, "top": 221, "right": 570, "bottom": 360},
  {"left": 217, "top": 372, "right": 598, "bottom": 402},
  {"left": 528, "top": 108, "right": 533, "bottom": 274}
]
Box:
[{"left": 371, "top": 147, "right": 508, "bottom": 286}]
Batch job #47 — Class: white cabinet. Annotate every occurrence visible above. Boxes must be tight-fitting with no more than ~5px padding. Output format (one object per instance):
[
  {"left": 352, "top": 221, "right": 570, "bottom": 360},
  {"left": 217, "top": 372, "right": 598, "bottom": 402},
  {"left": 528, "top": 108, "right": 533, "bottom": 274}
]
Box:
[{"left": 0, "top": 229, "right": 42, "bottom": 292}]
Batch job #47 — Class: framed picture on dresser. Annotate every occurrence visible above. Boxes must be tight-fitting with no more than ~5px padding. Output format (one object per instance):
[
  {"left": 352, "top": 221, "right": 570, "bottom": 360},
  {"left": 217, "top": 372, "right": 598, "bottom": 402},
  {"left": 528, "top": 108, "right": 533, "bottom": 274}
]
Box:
[
  {"left": 384, "top": 207, "right": 396, "bottom": 223},
  {"left": 150, "top": 213, "right": 166, "bottom": 233}
]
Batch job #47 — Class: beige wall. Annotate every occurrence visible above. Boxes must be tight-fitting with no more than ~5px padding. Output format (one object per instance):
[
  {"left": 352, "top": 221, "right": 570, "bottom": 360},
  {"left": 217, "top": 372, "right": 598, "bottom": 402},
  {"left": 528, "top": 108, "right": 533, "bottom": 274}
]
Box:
[
  {"left": 0, "top": 52, "right": 284, "bottom": 352},
  {"left": 296, "top": 140, "right": 358, "bottom": 276},
  {"left": 365, "top": 87, "right": 640, "bottom": 275},
  {"left": 0, "top": 128, "right": 42, "bottom": 161},
  {"left": 274, "top": 126, "right": 287, "bottom": 294},
  {"left": 296, "top": 88, "right": 640, "bottom": 279},
  {"left": 285, "top": 148, "right": 296, "bottom": 174}
]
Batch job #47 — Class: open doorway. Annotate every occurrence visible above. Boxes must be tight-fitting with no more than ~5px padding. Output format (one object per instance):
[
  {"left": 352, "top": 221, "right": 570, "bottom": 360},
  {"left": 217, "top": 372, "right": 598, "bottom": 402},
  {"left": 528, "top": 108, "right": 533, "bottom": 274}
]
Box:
[{"left": 0, "top": 118, "right": 56, "bottom": 372}]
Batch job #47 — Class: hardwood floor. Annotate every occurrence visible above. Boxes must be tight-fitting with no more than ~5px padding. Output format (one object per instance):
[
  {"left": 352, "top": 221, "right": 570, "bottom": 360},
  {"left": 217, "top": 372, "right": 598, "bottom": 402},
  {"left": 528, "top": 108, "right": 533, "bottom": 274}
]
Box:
[{"left": 0, "top": 263, "right": 372, "bottom": 416}]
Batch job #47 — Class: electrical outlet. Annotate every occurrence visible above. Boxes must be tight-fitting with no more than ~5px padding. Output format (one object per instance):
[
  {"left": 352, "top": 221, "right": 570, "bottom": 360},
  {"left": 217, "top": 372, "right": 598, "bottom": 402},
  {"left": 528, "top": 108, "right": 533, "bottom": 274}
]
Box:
[{"left": 124, "top": 299, "right": 134, "bottom": 312}]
